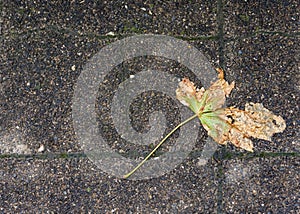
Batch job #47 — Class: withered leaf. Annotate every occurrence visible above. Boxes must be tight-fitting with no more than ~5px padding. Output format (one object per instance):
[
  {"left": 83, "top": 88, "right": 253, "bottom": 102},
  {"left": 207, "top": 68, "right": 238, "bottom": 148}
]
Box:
[
  {"left": 123, "top": 69, "right": 287, "bottom": 178},
  {"left": 224, "top": 103, "right": 286, "bottom": 151},
  {"left": 176, "top": 69, "right": 286, "bottom": 152}
]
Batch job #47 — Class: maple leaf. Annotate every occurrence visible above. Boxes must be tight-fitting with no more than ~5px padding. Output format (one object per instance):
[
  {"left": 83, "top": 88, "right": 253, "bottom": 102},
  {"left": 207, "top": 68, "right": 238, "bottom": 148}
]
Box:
[
  {"left": 123, "top": 68, "right": 287, "bottom": 178},
  {"left": 176, "top": 68, "right": 286, "bottom": 152}
]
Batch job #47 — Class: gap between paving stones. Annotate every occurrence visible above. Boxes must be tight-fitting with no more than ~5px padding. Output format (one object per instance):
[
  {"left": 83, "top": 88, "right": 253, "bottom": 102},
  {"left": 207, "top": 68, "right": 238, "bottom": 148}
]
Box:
[
  {"left": 1, "top": 0, "right": 298, "bottom": 212},
  {"left": 0, "top": 24, "right": 220, "bottom": 42},
  {"left": 1, "top": 150, "right": 298, "bottom": 162}
]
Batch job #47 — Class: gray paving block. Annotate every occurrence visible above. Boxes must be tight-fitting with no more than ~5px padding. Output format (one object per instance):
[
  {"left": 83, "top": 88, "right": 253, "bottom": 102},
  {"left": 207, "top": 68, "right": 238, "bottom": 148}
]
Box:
[
  {"left": 223, "top": 1, "right": 298, "bottom": 38},
  {"left": 222, "top": 156, "right": 300, "bottom": 213},
  {"left": 0, "top": 157, "right": 219, "bottom": 212},
  {"left": 1, "top": 31, "right": 112, "bottom": 153},
  {"left": 1, "top": 26, "right": 218, "bottom": 155},
  {"left": 223, "top": 35, "right": 299, "bottom": 152},
  {"left": 1, "top": 1, "right": 217, "bottom": 36}
]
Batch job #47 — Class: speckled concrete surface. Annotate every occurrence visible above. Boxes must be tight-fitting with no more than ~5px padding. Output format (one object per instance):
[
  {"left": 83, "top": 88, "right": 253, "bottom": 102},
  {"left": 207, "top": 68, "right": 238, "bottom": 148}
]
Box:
[
  {"left": 224, "top": 35, "right": 299, "bottom": 153},
  {"left": 222, "top": 157, "right": 299, "bottom": 213},
  {"left": 1, "top": 1, "right": 217, "bottom": 36},
  {"left": 223, "top": 0, "right": 299, "bottom": 37},
  {"left": 0, "top": 157, "right": 219, "bottom": 213},
  {"left": 1, "top": 0, "right": 299, "bottom": 213}
]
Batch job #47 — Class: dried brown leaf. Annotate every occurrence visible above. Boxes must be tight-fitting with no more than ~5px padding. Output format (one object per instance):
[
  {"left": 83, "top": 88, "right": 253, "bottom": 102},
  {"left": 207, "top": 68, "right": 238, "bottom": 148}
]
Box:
[
  {"left": 223, "top": 103, "right": 286, "bottom": 151},
  {"left": 176, "top": 69, "right": 286, "bottom": 152}
]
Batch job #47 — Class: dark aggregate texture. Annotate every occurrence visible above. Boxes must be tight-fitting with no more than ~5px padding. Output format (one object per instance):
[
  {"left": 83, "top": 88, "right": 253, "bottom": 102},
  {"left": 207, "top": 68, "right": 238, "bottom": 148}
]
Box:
[
  {"left": 222, "top": 157, "right": 299, "bottom": 213},
  {"left": 0, "top": 158, "right": 219, "bottom": 213},
  {"left": 1, "top": 0, "right": 299, "bottom": 213},
  {"left": 1, "top": 0, "right": 217, "bottom": 36},
  {"left": 224, "top": 35, "right": 299, "bottom": 153},
  {"left": 223, "top": 0, "right": 299, "bottom": 38},
  {"left": 1, "top": 28, "right": 112, "bottom": 153}
]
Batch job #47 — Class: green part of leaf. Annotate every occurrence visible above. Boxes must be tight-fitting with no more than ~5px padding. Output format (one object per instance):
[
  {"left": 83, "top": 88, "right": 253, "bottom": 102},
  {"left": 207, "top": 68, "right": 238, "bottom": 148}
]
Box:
[
  {"left": 183, "top": 93, "right": 206, "bottom": 114},
  {"left": 199, "top": 109, "right": 231, "bottom": 142},
  {"left": 197, "top": 91, "right": 209, "bottom": 112},
  {"left": 182, "top": 87, "right": 225, "bottom": 115}
]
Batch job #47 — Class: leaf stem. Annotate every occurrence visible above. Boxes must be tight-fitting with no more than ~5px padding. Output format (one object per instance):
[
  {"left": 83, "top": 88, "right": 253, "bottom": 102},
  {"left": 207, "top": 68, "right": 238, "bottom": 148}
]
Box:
[{"left": 123, "top": 113, "right": 199, "bottom": 179}]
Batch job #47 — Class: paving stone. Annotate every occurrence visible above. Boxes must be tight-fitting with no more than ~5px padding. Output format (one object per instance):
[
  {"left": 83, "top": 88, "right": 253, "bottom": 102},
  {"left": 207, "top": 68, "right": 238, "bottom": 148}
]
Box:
[
  {"left": 222, "top": 156, "right": 299, "bottom": 213},
  {"left": 1, "top": 23, "right": 218, "bottom": 154},
  {"left": 1, "top": 29, "right": 112, "bottom": 153},
  {"left": 223, "top": 0, "right": 299, "bottom": 38},
  {"left": 1, "top": 0, "right": 217, "bottom": 37},
  {"left": 0, "top": 157, "right": 218, "bottom": 212},
  {"left": 224, "top": 35, "right": 299, "bottom": 152}
]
